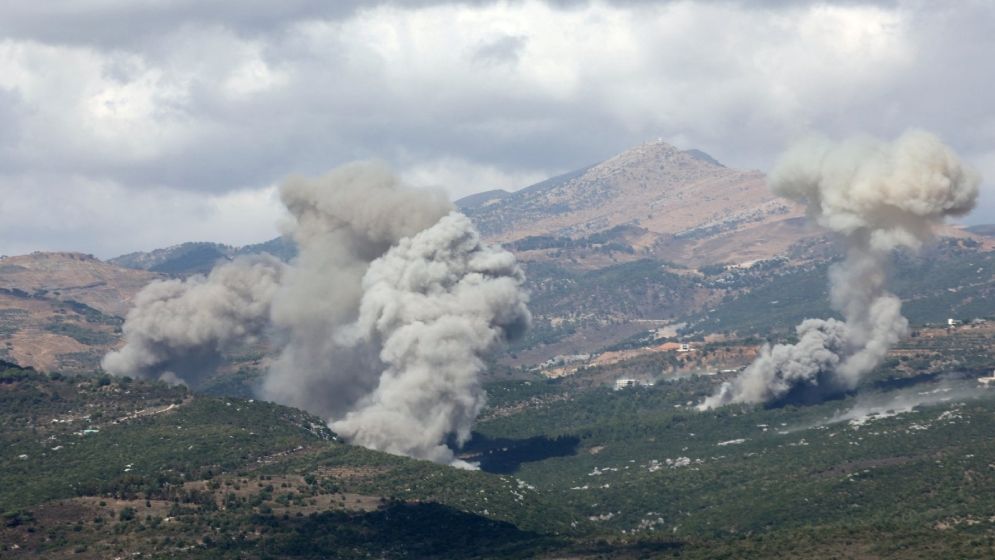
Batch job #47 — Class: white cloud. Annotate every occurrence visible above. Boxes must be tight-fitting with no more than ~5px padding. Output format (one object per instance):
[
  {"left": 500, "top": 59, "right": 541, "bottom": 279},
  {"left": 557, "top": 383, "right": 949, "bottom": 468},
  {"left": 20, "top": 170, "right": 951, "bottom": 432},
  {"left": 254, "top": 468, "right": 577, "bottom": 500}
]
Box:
[
  {"left": 401, "top": 156, "right": 549, "bottom": 198},
  {"left": 0, "top": 175, "right": 282, "bottom": 258},
  {"left": 0, "top": 0, "right": 993, "bottom": 257}
]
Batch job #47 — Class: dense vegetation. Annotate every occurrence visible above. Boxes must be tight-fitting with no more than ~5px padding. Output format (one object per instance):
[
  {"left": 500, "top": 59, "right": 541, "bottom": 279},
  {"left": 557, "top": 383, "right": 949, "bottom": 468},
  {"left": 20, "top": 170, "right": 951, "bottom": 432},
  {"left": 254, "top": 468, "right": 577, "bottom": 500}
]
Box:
[
  {"left": 686, "top": 244, "right": 995, "bottom": 337},
  {"left": 4, "top": 345, "right": 995, "bottom": 558}
]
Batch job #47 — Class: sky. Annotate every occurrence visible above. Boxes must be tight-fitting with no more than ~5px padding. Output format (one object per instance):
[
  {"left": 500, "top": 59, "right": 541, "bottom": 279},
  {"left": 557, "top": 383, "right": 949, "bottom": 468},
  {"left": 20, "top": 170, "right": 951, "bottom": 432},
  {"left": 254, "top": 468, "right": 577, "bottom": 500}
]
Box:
[{"left": 0, "top": 0, "right": 993, "bottom": 258}]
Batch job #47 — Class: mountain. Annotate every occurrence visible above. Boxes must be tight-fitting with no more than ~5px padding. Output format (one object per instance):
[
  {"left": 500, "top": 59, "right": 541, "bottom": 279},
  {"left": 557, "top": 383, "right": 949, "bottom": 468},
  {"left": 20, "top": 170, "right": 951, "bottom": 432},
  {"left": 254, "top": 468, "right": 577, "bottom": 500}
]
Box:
[
  {"left": 2, "top": 140, "right": 988, "bottom": 375},
  {"left": 0, "top": 252, "right": 158, "bottom": 373},
  {"left": 2, "top": 142, "right": 995, "bottom": 558},
  {"left": 110, "top": 242, "right": 233, "bottom": 275},
  {"left": 0, "top": 252, "right": 157, "bottom": 317},
  {"left": 453, "top": 188, "right": 511, "bottom": 210},
  {"left": 111, "top": 237, "right": 297, "bottom": 276},
  {"left": 461, "top": 140, "right": 808, "bottom": 267}
]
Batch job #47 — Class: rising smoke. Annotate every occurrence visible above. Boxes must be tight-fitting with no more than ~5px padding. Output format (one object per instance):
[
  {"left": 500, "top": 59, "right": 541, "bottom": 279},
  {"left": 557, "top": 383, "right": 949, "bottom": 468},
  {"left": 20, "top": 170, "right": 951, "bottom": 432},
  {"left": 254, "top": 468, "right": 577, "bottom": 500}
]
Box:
[
  {"left": 701, "top": 130, "right": 979, "bottom": 409},
  {"left": 103, "top": 162, "right": 530, "bottom": 467},
  {"left": 331, "top": 213, "right": 531, "bottom": 466},
  {"left": 260, "top": 163, "right": 453, "bottom": 419},
  {"left": 101, "top": 255, "right": 285, "bottom": 385}
]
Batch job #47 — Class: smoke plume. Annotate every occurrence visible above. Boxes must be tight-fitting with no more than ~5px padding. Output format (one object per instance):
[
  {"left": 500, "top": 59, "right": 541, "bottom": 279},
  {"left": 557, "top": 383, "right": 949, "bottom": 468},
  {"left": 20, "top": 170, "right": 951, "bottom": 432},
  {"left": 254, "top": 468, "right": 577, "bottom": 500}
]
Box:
[
  {"left": 331, "top": 213, "right": 530, "bottom": 466},
  {"left": 260, "top": 163, "right": 453, "bottom": 419},
  {"left": 701, "top": 130, "right": 979, "bottom": 409},
  {"left": 104, "top": 162, "right": 530, "bottom": 467},
  {"left": 101, "top": 255, "right": 285, "bottom": 385}
]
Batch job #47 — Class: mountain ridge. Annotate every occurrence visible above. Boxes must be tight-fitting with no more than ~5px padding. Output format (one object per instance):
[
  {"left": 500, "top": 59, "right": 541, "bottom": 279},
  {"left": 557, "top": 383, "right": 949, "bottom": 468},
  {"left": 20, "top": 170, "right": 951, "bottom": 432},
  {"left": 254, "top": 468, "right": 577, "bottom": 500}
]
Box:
[
  {"left": 460, "top": 139, "right": 808, "bottom": 267},
  {"left": 110, "top": 237, "right": 297, "bottom": 275}
]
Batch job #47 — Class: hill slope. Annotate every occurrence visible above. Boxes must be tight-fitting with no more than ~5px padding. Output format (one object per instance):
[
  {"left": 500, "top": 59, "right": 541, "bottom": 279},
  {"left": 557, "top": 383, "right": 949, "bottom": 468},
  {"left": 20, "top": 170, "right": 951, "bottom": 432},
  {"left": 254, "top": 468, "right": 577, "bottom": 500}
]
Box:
[
  {"left": 0, "top": 253, "right": 157, "bottom": 317},
  {"left": 5, "top": 354, "right": 995, "bottom": 558},
  {"left": 110, "top": 238, "right": 297, "bottom": 277},
  {"left": 462, "top": 140, "right": 807, "bottom": 266}
]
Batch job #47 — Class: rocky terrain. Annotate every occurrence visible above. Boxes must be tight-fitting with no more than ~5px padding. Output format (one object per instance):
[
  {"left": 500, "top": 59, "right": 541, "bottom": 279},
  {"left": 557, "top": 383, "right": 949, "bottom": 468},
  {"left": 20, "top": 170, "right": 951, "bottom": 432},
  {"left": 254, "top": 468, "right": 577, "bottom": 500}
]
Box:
[
  {"left": 460, "top": 139, "right": 812, "bottom": 267},
  {"left": 0, "top": 254, "right": 158, "bottom": 373},
  {"left": 0, "top": 253, "right": 157, "bottom": 317}
]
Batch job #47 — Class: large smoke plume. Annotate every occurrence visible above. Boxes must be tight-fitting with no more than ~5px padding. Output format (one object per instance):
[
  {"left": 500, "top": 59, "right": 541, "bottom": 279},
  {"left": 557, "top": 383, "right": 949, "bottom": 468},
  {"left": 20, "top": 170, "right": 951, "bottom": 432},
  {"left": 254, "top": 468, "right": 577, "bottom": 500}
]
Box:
[
  {"left": 103, "top": 162, "right": 530, "bottom": 467},
  {"left": 260, "top": 163, "right": 453, "bottom": 419},
  {"left": 331, "top": 213, "right": 530, "bottom": 466},
  {"left": 701, "top": 130, "right": 979, "bottom": 409}
]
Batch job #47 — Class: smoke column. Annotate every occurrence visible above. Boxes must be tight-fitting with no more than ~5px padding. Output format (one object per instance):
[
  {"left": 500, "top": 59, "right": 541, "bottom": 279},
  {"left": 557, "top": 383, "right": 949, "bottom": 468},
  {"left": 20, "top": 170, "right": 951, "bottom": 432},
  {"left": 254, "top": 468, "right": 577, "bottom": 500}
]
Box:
[
  {"left": 101, "top": 255, "right": 285, "bottom": 385},
  {"left": 259, "top": 162, "right": 452, "bottom": 419},
  {"left": 701, "top": 130, "right": 979, "bottom": 409},
  {"left": 331, "top": 213, "right": 530, "bottom": 466},
  {"left": 105, "top": 162, "right": 530, "bottom": 467}
]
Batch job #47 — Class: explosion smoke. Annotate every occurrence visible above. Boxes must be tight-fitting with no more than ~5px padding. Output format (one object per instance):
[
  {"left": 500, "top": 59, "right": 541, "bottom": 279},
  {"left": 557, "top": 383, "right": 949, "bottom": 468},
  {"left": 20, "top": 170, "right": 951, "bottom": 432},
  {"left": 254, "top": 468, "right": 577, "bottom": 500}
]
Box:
[
  {"left": 104, "top": 162, "right": 530, "bottom": 467},
  {"left": 260, "top": 163, "right": 452, "bottom": 419},
  {"left": 331, "top": 213, "right": 530, "bottom": 466},
  {"left": 101, "top": 255, "right": 285, "bottom": 385},
  {"left": 701, "top": 130, "right": 979, "bottom": 409}
]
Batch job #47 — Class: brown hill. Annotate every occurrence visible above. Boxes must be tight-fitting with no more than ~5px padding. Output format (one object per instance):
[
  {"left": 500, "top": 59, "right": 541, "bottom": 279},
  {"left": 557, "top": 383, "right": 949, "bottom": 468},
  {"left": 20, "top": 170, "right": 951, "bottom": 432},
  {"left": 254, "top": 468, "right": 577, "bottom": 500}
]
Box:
[
  {"left": 0, "top": 252, "right": 159, "bottom": 373},
  {"left": 462, "top": 139, "right": 992, "bottom": 266},
  {"left": 0, "top": 252, "right": 158, "bottom": 317},
  {"left": 462, "top": 140, "right": 809, "bottom": 266}
]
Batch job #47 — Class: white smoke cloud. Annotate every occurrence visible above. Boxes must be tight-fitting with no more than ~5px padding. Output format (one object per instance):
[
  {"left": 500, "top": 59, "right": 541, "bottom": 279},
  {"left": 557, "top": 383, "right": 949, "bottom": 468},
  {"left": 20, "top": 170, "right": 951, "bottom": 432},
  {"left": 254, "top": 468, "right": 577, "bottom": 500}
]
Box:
[
  {"left": 104, "top": 162, "right": 530, "bottom": 467},
  {"left": 331, "top": 212, "right": 530, "bottom": 466},
  {"left": 701, "top": 130, "right": 980, "bottom": 409},
  {"left": 101, "top": 255, "right": 285, "bottom": 384}
]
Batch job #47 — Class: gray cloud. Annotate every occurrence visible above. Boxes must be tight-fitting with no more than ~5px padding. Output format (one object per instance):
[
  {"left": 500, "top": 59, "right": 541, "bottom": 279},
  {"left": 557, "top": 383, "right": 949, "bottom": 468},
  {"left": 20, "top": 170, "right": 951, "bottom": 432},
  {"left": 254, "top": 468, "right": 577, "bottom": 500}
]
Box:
[
  {"left": 472, "top": 34, "right": 529, "bottom": 66},
  {"left": 0, "top": 0, "right": 993, "bottom": 257}
]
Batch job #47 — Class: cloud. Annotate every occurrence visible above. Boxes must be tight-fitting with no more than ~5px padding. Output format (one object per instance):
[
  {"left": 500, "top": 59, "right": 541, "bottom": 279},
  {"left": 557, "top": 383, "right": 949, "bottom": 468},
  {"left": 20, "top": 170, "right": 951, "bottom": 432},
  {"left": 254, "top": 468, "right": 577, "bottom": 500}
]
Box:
[
  {"left": 1, "top": 0, "right": 993, "bottom": 256},
  {"left": 471, "top": 33, "right": 529, "bottom": 66},
  {"left": 0, "top": 174, "right": 284, "bottom": 258}
]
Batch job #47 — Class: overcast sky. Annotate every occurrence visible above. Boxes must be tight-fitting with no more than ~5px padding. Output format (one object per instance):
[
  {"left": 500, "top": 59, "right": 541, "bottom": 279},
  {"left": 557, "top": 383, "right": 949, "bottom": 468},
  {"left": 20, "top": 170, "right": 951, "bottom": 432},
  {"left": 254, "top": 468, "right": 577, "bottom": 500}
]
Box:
[{"left": 1, "top": 0, "right": 993, "bottom": 258}]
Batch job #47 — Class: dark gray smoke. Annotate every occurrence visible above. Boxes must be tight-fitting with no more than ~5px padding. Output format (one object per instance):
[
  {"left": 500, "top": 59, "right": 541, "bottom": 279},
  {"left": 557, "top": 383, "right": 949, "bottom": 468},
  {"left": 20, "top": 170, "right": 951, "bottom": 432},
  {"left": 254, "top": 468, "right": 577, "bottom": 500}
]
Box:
[
  {"left": 101, "top": 255, "right": 285, "bottom": 385},
  {"left": 104, "top": 162, "right": 530, "bottom": 467},
  {"left": 701, "top": 130, "right": 979, "bottom": 409}
]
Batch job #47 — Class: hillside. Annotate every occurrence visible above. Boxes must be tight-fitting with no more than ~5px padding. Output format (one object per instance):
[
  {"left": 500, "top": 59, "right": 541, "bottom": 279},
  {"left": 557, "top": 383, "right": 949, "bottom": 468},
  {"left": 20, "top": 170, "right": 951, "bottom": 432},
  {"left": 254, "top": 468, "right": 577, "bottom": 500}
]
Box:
[
  {"left": 461, "top": 140, "right": 811, "bottom": 267},
  {"left": 967, "top": 223, "right": 995, "bottom": 237},
  {"left": 0, "top": 253, "right": 158, "bottom": 373},
  {"left": 110, "top": 238, "right": 297, "bottom": 277},
  {"left": 0, "top": 366, "right": 574, "bottom": 559},
  {"left": 0, "top": 241, "right": 299, "bottom": 374},
  {"left": 5, "top": 350, "right": 995, "bottom": 558},
  {"left": 0, "top": 253, "right": 158, "bottom": 317}
]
